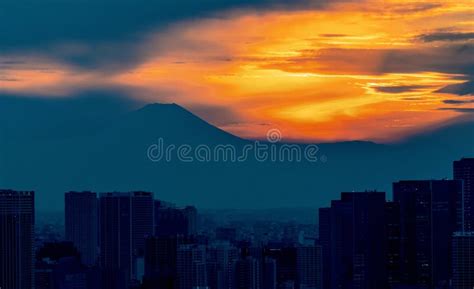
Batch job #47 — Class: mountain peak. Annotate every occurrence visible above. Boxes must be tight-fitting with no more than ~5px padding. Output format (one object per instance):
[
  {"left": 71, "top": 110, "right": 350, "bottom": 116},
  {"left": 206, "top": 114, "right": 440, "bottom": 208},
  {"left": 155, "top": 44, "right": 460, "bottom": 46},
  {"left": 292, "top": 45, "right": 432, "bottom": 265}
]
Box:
[
  {"left": 138, "top": 102, "right": 181, "bottom": 112},
  {"left": 134, "top": 102, "right": 195, "bottom": 120},
  {"left": 121, "top": 102, "right": 241, "bottom": 143}
]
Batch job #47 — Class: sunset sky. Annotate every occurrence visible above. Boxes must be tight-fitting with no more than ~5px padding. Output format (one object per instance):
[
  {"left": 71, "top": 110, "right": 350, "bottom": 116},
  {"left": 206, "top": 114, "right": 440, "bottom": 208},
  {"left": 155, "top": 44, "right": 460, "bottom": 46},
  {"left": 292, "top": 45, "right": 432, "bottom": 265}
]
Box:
[{"left": 1, "top": 0, "right": 473, "bottom": 142}]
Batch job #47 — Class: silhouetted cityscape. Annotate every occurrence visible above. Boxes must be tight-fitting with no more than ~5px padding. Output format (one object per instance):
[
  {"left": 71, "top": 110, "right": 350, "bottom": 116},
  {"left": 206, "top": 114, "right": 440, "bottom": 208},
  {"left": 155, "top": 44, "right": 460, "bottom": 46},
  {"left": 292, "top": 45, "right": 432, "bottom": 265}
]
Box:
[{"left": 1, "top": 158, "right": 473, "bottom": 289}]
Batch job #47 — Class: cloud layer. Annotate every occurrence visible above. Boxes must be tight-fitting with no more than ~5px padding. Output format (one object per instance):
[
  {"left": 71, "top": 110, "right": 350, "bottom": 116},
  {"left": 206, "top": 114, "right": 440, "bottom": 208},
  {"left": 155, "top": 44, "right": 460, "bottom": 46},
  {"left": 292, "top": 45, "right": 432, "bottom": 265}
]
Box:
[{"left": 1, "top": 0, "right": 473, "bottom": 142}]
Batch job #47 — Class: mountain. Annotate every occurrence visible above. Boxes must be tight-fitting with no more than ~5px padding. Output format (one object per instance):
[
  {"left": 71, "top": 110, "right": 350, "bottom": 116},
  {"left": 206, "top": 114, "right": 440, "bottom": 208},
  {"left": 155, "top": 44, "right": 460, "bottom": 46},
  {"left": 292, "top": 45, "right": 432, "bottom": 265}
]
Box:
[{"left": 0, "top": 93, "right": 473, "bottom": 211}]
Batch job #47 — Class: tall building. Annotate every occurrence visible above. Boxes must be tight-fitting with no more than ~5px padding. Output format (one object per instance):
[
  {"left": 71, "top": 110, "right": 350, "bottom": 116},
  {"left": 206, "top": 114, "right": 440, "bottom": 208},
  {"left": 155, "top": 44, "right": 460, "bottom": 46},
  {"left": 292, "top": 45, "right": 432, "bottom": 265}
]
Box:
[
  {"left": 325, "top": 192, "right": 387, "bottom": 289},
  {"left": 296, "top": 246, "right": 322, "bottom": 289},
  {"left": 65, "top": 191, "right": 98, "bottom": 266},
  {"left": 0, "top": 190, "right": 35, "bottom": 289},
  {"left": 99, "top": 192, "right": 153, "bottom": 289},
  {"left": 393, "top": 180, "right": 462, "bottom": 288},
  {"left": 131, "top": 192, "right": 154, "bottom": 257},
  {"left": 452, "top": 232, "right": 474, "bottom": 289},
  {"left": 454, "top": 158, "right": 474, "bottom": 231},
  {"left": 385, "top": 202, "right": 401, "bottom": 286}
]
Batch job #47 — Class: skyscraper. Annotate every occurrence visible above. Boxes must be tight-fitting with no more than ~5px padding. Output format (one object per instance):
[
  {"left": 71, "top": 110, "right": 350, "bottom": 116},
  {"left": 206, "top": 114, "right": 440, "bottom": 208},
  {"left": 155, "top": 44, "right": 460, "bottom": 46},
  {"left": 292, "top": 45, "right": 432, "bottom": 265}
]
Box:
[
  {"left": 452, "top": 232, "right": 474, "bottom": 289},
  {"left": 99, "top": 191, "right": 153, "bottom": 289},
  {"left": 385, "top": 201, "right": 401, "bottom": 286},
  {"left": 131, "top": 192, "right": 154, "bottom": 257},
  {"left": 393, "top": 180, "right": 462, "bottom": 288},
  {"left": 324, "top": 192, "right": 387, "bottom": 289},
  {"left": 65, "top": 191, "right": 98, "bottom": 266},
  {"left": 0, "top": 190, "right": 35, "bottom": 289},
  {"left": 454, "top": 158, "right": 474, "bottom": 231}
]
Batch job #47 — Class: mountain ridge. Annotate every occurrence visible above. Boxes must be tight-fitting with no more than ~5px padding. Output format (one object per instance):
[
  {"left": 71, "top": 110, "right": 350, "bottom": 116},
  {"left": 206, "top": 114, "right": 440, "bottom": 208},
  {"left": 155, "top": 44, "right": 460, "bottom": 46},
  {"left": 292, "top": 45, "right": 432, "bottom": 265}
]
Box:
[{"left": 0, "top": 94, "right": 473, "bottom": 211}]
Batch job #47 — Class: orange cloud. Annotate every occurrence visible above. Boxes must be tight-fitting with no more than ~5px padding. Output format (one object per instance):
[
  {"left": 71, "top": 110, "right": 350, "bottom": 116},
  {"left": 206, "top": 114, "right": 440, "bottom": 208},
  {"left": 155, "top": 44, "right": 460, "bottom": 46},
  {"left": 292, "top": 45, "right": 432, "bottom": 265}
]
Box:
[{"left": 112, "top": 0, "right": 473, "bottom": 142}]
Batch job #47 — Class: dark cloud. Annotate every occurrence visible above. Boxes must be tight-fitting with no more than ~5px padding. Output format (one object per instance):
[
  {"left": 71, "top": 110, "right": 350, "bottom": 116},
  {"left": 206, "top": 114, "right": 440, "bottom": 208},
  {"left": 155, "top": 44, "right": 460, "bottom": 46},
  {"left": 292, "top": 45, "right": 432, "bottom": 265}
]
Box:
[
  {"left": 443, "top": 99, "right": 474, "bottom": 105},
  {"left": 373, "top": 85, "right": 432, "bottom": 94},
  {"left": 439, "top": 107, "right": 474, "bottom": 113},
  {"left": 0, "top": 77, "right": 19, "bottom": 82},
  {"left": 0, "top": 0, "right": 336, "bottom": 70},
  {"left": 391, "top": 2, "right": 441, "bottom": 13},
  {"left": 436, "top": 80, "right": 474, "bottom": 96},
  {"left": 268, "top": 44, "right": 474, "bottom": 76},
  {"left": 319, "top": 34, "right": 348, "bottom": 38},
  {"left": 378, "top": 44, "right": 474, "bottom": 75},
  {"left": 417, "top": 32, "right": 474, "bottom": 42}
]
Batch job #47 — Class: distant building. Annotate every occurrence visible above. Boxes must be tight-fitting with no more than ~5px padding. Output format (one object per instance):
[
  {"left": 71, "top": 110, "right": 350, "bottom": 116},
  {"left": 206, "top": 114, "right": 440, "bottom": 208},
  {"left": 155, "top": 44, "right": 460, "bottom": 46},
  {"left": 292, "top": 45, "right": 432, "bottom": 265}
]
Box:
[
  {"left": 262, "top": 257, "right": 277, "bottom": 289},
  {"left": 65, "top": 191, "right": 98, "bottom": 266},
  {"left": 99, "top": 192, "right": 154, "bottom": 289},
  {"left": 35, "top": 241, "right": 100, "bottom": 289},
  {"left": 452, "top": 232, "right": 474, "bottom": 289},
  {"left": 233, "top": 257, "right": 260, "bottom": 289},
  {"left": 454, "top": 158, "right": 474, "bottom": 231},
  {"left": 154, "top": 201, "right": 198, "bottom": 237},
  {"left": 263, "top": 245, "right": 297, "bottom": 287},
  {"left": 0, "top": 190, "right": 35, "bottom": 289},
  {"left": 143, "top": 235, "right": 192, "bottom": 289},
  {"left": 394, "top": 180, "right": 462, "bottom": 288},
  {"left": 176, "top": 244, "right": 208, "bottom": 289},
  {"left": 206, "top": 242, "right": 239, "bottom": 289},
  {"left": 215, "top": 227, "right": 237, "bottom": 242}
]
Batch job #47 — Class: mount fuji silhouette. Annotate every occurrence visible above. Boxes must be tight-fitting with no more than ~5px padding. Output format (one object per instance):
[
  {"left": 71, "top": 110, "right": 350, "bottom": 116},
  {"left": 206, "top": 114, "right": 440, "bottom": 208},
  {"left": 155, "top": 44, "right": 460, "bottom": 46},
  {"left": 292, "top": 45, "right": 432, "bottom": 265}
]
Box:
[{"left": 0, "top": 91, "right": 473, "bottom": 211}]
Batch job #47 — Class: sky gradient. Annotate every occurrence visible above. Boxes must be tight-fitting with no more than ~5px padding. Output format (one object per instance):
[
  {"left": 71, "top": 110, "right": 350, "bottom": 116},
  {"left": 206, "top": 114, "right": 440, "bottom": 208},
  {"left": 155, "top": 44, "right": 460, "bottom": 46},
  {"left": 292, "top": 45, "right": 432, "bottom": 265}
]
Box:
[{"left": 1, "top": 0, "right": 473, "bottom": 142}]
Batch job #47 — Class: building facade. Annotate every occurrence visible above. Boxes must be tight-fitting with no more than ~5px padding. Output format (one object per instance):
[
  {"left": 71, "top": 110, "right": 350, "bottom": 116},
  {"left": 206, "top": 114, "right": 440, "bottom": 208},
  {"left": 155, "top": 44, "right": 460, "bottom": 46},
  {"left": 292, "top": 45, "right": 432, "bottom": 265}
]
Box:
[
  {"left": 0, "top": 190, "right": 35, "bottom": 289},
  {"left": 65, "top": 191, "right": 98, "bottom": 266},
  {"left": 452, "top": 232, "right": 474, "bottom": 289},
  {"left": 393, "top": 180, "right": 462, "bottom": 288},
  {"left": 454, "top": 158, "right": 474, "bottom": 232}
]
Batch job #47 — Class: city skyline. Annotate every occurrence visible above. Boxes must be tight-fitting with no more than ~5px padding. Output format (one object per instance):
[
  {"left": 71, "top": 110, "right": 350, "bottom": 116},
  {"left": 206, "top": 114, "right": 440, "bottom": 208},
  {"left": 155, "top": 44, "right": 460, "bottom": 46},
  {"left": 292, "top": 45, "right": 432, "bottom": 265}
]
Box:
[{"left": 2, "top": 157, "right": 474, "bottom": 289}]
